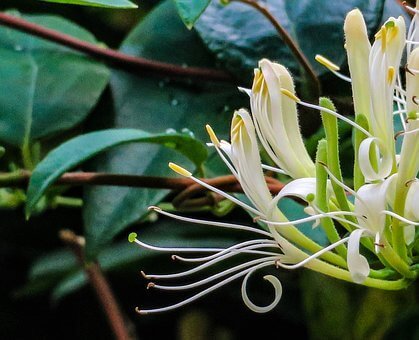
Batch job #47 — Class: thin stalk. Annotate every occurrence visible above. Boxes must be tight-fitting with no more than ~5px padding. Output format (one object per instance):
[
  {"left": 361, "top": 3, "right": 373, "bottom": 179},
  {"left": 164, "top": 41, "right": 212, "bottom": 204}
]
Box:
[{"left": 0, "top": 12, "right": 232, "bottom": 83}]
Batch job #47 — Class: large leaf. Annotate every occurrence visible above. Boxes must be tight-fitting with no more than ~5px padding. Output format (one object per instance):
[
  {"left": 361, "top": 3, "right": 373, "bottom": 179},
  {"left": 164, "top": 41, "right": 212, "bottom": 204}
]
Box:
[
  {"left": 196, "top": 0, "right": 409, "bottom": 82},
  {"left": 39, "top": 0, "right": 137, "bottom": 8},
  {"left": 0, "top": 12, "right": 109, "bottom": 147},
  {"left": 174, "top": 0, "right": 211, "bottom": 29},
  {"left": 82, "top": 0, "right": 245, "bottom": 259},
  {"left": 26, "top": 129, "right": 207, "bottom": 214}
]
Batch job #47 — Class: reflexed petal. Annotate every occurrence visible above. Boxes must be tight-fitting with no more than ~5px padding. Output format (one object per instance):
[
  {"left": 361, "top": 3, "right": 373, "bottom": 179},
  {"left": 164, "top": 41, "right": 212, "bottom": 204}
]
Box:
[
  {"left": 358, "top": 137, "right": 393, "bottom": 181},
  {"left": 354, "top": 175, "right": 396, "bottom": 234},
  {"left": 347, "top": 229, "right": 370, "bottom": 283}
]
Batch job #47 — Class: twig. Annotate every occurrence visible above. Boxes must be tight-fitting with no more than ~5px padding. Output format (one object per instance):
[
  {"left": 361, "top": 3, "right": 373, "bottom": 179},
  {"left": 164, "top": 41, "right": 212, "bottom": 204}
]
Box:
[
  {"left": 0, "top": 12, "right": 233, "bottom": 82},
  {"left": 231, "top": 0, "right": 320, "bottom": 95},
  {"left": 59, "top": 230, "right": 132, "bottom": 340},
  {"left": 0, "top": 170, "right": 285, "bottom": 193}
]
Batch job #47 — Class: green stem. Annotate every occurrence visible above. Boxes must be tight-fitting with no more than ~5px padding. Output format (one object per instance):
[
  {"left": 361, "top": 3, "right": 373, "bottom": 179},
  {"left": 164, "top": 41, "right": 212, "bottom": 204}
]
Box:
[
  {"left": 305, "top": 257, "right": 411, "bottom": 290},
  {"left": 353, "top": 114, "right": 368, "bottom": 191},
  {"left": 315, "top": 139, "right": 347, "bottom": 258},
  {"left": 392, "top": 188, "right": 409, "bottom": 262},
  {"left": 53, "top": 196, "right": 83, "bottom": 208},
  {"left": 21, "top": 141, "right": 34, "bottom": 170},
  {"left": 380, "top": 238, "right": 415, "bottom": 279},
  {"left": 319, "top": 98, "right": 356, "bottom": 223}
]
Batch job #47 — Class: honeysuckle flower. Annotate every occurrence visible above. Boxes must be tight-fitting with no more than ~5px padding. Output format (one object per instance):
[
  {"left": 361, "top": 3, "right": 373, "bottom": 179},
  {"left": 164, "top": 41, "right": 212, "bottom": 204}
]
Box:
[
  {"left": 130, "top": 110, "right": 363, "bottom": 314},
  {"left": 131, "top": 4, "right": 419, "bottom": 315},
  {"left": 250, "top": 59, "right": 316, "bottom": 179},
  {"left": 348, "top": 175, "right": 397, "bottom": 283},
  {"left": 348, "top": 15, "right": 406, "bottom": 181}
]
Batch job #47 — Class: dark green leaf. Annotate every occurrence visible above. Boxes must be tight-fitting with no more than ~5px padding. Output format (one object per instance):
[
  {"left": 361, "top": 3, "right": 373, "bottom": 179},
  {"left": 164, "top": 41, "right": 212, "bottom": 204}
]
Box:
[
  {"left": 38, "top": 0, "right": 137, "bottom": 8},
  {"left": 26, "top": 128, "right": 208, "bottom": 214},
  {"left": 174, "top": 0, "right": 211, "bottom": 29},
  {"left": 83, "top": 0, "right": 245, "bottom": 259},
  {"left": 196, "top": 0, "right": 409, "bottom": 82},
  {"left": 0, "top": 12, "right": 109, "bottom": 147}
]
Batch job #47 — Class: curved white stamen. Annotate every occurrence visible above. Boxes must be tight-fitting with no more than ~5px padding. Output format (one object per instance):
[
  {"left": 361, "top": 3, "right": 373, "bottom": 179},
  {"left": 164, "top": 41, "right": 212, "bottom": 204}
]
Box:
[
  {"left": 277, "top": 236, "right": 350, "bottom": 269},
  {"left": 296, "top": 100, "right": 373, "bottom": 137},
  {"left": 190, "top": 176, "right": 263, "bottom": 217},
  {"left": 151, "top": 207, "right": 273, "bottom": 238},
  {"left": 211, "top": 141, "right": 239, "bottom": 178},
  {"left": 397, "top": 127, "right": 419, "bottom": 136},
  {"left": 405, "top": 5, "right": 419, "bottom": 15},
  {"left": 136, "top": 259, "right": 276, "bottom": 315},
  {"left": 319, "top": 162, "right": 363, "bottom": 201},
  {"left": 393, "top": 96, "right": 408, "bottom": 104},
  {"left": 143, "top": 240, "right": 278, "bottom": 280},
  {"left": 309, "top": 205, "right": 366, "bottom": 230},
  {"left": 150, "top": 256, "right": 278, "bottom": 291},
  {"left": 258, "top": 211, "right": 364, "bottom": 226},
  {"left": 242, "top": 270, "right": 282, "bottom": 313},
  {"left": 261, "top": 164, "right": 288, "bottom": 175},
  {"left": 174, "top": 243, "right": 279, "bottom": 262},
  {"left": 133, "top": 238, "right": 221, "bottom": 254},
  {"left": 173, "top": 240, "right": 279, "bottom": 262},
  {"left": 382, "top": 210, "right": 419, "bottom": 225},
  {"left": 330, "top": 69, "right": 352, "bottom": 82}
]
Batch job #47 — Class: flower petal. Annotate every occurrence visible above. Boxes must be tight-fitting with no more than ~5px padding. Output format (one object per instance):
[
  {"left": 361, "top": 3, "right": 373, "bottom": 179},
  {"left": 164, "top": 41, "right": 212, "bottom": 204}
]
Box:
[{"left": 347, "top": 229, "right": 370, "bottom": 283}]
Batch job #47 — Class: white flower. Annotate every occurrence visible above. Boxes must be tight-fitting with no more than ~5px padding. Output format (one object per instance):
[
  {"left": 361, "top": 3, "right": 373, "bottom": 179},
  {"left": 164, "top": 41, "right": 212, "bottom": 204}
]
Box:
[
  {"left": 131, "top": 4, "right": 419, "bottom": 315},
  {"left": 250, "top": 59, "right": 315, "bottom": 179}
]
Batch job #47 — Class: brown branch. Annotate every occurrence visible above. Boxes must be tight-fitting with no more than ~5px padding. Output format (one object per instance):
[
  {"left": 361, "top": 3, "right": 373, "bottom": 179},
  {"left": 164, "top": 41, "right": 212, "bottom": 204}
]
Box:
[
  {"left": 231, "top": 0, "right": 320, "bottom": 96},
  {"left": 0, "top": 12, "right": 233, "bottom": 82},
  {"left": 0, "top": 171, "right": 285, "bottom": 193},
  {"left": 59, "top": 230, "right": 132, "bottom": 340}
]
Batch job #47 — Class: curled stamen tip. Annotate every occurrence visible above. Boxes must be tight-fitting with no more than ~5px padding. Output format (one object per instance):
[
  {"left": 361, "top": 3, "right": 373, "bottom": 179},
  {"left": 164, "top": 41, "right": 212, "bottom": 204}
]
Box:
[
  {"left": 148, "top": 205, "right": 161, "bottom": 212},
  {"left": 405, "top": 179, "right": 416, "bottom": 187},
  {"left": 140, "top": 270, "right": 149, "bottom": 279},
  {"left": 171, "top": 254, "right": 178, "bottom": 261},
  {"left": 147, "top": 282, "right": 155, "bottom": 289},
  {"left": 205, "top": 124, "right": 220, "bottom": 146},
  {"left": 135, "top": 307, "right": 146, "bottom": 315},
  {"left": 168, "top": 162, "right": 192, "bottom": 177},
  {"left": 280, "top": 88, "right": 300, "bottom": 102},
  {"left": 405, "top": 64, "right": 415, "bottom": 76},
  {"left": 315, "top": 54, "right": 340, "bottom": 71},
  {"left": 128, "top": 232, "right": 137, "bottom": 243},
  {"left": 394, "top": 131, "right": 404, "bottom": 140},
  {"left": 253, "top": 216, "right": 262, "bottom": 223},
  {"left": 275, "top": 259, "right": 281, "bottom": 269}
]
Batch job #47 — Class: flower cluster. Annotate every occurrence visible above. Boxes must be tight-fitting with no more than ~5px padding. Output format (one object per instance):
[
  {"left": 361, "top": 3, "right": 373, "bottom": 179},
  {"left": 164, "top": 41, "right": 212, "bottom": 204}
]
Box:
[{"left": 129, "top": 5, "right": 419, "bottom": 314}]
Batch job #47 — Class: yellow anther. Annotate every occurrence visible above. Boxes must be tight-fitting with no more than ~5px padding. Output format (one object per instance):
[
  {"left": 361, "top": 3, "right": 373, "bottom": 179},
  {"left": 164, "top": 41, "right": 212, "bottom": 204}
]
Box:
[
  {"left": 252, "top": 68, "right": 264, "bottom": 93},
  {"left": 280, "top": 88, "right": 300, "bottom": 102},
  {"left": 315, "top": 54, "right": 340, "bottom": 71},
  {"left": 387, "top": 66, "right": 395, "bottom": 84},
  {"left": 206, "top": 124, "right": 220, "bottom": 146},
  {"left": 168, "top": 162, "right": 192, "bottom": 177}
]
